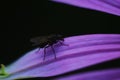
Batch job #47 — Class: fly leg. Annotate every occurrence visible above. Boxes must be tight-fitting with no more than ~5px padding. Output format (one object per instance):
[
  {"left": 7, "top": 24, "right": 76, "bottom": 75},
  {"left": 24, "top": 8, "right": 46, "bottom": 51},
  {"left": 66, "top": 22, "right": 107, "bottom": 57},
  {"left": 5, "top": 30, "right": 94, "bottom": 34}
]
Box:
[
  {"left": 43, "top": 46, "right": 49, "bottom": 61},
  {"left": 35, "top": 48, "right": 41, "bottom": 53},
  {"left": 59, "top": 40, "right": 69, "bottom": 46},
  {"left": 51, "top": 45, "right": 57, "bottom": 59}
]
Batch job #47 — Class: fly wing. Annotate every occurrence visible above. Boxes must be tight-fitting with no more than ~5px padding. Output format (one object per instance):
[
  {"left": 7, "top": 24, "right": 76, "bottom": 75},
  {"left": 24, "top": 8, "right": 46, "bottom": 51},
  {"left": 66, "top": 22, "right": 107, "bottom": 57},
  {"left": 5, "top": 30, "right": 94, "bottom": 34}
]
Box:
[{"left": 30, "top": 36, "right": 48, "bottom": 46}]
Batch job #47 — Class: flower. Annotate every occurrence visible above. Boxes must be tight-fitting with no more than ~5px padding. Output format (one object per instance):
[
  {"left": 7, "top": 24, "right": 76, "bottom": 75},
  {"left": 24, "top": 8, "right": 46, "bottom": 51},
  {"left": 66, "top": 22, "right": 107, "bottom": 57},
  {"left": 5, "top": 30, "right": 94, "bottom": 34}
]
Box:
[
  {"left": 51, "top": 0, "right": 120, "bottom": 16},
  {"left": 0, "top": 34, "right": 120, "bottom": 80},
  {"left": 55, "top": 68, "right": 120, "bottom": 80}
]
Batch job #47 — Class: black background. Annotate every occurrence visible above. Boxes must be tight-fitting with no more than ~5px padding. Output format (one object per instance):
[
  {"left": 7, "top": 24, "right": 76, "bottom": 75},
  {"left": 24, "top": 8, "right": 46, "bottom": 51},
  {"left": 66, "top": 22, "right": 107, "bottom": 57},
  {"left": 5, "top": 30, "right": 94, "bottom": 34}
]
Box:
[{"left": 0, "top": 0, "right": 120, "bottom": 80}]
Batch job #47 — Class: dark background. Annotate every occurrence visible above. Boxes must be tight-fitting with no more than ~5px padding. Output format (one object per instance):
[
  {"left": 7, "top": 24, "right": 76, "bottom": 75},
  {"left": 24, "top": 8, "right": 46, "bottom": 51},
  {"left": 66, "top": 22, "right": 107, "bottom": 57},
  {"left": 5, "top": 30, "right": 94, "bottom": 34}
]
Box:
[{"left": 0, "top": 0, "right": 120, "bottom": 80}]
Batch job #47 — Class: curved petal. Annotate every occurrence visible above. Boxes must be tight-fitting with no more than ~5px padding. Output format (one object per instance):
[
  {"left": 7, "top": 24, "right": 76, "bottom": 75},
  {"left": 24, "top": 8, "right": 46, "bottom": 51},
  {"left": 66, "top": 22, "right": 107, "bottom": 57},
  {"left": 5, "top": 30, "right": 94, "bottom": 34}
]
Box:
[
  {"left": 1, "top": 34, "right": 120, "bottom": 80},
  {"left": 55, "top": 68, "right": 120, "bottom": 80},
  {"left": 51, "top": 0, "right": 120, "bottom": 16}
]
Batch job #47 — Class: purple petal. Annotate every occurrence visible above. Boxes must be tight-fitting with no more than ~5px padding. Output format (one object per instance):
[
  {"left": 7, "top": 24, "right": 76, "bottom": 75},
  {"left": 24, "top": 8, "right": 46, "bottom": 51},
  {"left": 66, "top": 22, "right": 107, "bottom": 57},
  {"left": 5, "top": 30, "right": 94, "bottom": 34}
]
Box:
[
  {"left": 51, "top": 0, "right": 120, "bottom": 16},
  {"left": 55, "top": 69, "right": 120, "bottom": 80},
  {"left": 2, "top": 34, "right": 120, "bottom": 79}
]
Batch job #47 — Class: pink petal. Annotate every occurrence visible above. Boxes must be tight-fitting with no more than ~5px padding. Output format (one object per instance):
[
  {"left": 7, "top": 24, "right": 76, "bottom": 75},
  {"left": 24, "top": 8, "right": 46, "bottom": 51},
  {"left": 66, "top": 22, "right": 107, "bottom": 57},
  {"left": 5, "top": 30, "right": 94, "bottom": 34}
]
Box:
[
  {"left": 51, "top": 0, "right": 120, "bottom": 16},
  {"left": 55, "top": 69, "right": 120, "bottom": 80},
  {"left": 2, "top": 34, "right": 120, "bottom": 79}
]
